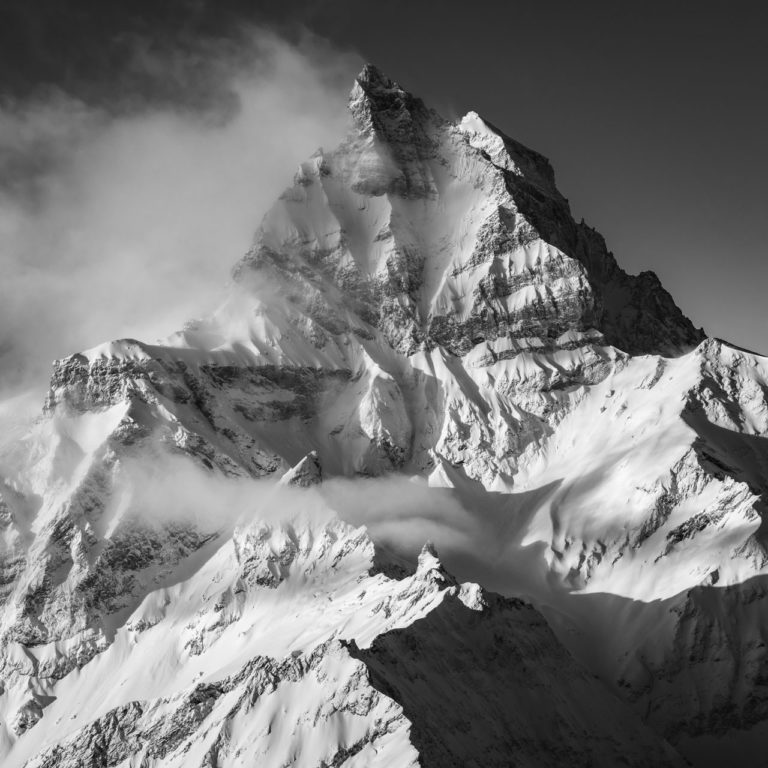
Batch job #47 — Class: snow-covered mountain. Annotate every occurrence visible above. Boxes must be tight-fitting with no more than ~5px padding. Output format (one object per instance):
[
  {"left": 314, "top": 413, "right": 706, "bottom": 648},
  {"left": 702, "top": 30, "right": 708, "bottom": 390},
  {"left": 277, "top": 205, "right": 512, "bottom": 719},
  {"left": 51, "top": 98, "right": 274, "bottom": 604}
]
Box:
[{"left": 1, "top": 64, "right": 768, "bottom": 766}]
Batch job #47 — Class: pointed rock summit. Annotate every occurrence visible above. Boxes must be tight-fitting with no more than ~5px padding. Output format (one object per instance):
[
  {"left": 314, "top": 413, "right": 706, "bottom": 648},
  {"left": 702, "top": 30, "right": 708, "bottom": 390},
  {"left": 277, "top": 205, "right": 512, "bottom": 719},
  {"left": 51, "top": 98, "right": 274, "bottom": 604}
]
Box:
[
  {"left": 238, "top": 62, "right": 703, "bottom": 360},
  {"left": 349, "top": 63, "right": 424, "bottom": 123},
  {"left": 353, "top": 62, "right": 397, "bottom": 92}
]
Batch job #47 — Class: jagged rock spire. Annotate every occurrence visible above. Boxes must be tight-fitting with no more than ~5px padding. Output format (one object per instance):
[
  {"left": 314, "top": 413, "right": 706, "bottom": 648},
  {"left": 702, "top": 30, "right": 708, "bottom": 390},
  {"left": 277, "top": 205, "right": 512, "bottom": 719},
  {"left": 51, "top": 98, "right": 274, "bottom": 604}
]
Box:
[
  {"left": 354, "top": 63, "right": 397, "bottom": 91},
  {"left": 348, "top": 63, "right": 440, "bottom": 163}
]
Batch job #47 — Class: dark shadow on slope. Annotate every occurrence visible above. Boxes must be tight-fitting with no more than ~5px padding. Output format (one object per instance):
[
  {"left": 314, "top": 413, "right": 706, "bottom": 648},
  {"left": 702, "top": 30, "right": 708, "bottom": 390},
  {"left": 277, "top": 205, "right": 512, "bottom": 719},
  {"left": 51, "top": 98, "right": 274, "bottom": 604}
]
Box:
[
  {"left": 347, "top": 590, "right": 685, "bottom": 768},
  {"left": 683, "top": 409, "right": 768, "bottom": 497},
  {"left": 542, "top": 574, "right": 768, "bottom": 768},
  {"left": 330, "top": 466, "right": 562, "bottom": 599},
  {"left": 682, "top": 403, "right": 768, "bottom": 551},
  {"left": 497, "top": 151, "right": 704, "bottom": 356},
  {"left": 429, "top": 466, "right": 562, "bottom": 597}
]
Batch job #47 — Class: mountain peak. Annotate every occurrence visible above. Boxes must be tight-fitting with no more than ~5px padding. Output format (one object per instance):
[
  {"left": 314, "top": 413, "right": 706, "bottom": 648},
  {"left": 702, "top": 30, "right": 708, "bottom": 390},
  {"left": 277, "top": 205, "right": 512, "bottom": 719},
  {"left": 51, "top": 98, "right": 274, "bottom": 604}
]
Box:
[
  {"left": 234, "top": 66, "right": 704, "bottom": 360},
  {"left": 348, "top": 62, "right": 436, "bottom": 148},
  {"left": 354, "top": 63, "right": 397, "bottom": 91},
  {"left": 350, "top": 62, "right": 406, "bottom": 111}
]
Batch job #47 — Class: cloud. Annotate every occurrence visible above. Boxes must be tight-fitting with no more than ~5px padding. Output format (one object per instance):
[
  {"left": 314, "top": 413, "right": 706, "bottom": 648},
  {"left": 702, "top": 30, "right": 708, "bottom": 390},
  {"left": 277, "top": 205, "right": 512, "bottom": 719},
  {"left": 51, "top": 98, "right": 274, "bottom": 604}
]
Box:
[
  {"left": 319, "top": 475, "right": 553, "bottom": 598},
  {"left": 0, "top": 29, "right": 359, "bottom": 399}
]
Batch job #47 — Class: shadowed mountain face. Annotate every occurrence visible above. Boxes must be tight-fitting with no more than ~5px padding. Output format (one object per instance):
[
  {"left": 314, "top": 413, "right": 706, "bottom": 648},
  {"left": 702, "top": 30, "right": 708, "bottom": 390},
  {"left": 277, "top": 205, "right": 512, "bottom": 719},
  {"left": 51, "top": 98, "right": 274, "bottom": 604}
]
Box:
[
  {"left": 0, "top": 66, "right": 767, "bottom": 767},
  {"left": 349, "top": 591, "right": 684, "bottom": 768}
]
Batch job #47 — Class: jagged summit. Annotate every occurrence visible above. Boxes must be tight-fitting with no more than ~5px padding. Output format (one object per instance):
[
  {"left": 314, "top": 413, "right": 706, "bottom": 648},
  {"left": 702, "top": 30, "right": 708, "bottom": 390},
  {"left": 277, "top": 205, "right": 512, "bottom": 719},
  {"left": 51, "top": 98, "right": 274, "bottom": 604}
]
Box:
[
  {"left": 354, "top": 62, "right": 397, "bottom": 91},
  {"left": 416, "top": 541, "right": 457, "bottom": 585},
  {"left": 350, "top": 63, "right": 428, "bottom": 119},
  {"left": 236, "top": 64, "right": 703, "bottom": 359}
]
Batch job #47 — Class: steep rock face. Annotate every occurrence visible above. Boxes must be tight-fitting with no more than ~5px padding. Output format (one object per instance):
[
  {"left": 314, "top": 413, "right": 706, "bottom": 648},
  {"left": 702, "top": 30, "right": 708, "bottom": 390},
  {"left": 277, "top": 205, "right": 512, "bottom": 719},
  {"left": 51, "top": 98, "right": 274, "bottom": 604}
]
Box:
[
  {"left": 35, "top": 66, "right": 705, "bottom": 494},
  {"left": 0, "top": 65, "right": 765, "bottom": 767},
  {"left": 351, "top": 589, "right": 683, "bottom": 768}
]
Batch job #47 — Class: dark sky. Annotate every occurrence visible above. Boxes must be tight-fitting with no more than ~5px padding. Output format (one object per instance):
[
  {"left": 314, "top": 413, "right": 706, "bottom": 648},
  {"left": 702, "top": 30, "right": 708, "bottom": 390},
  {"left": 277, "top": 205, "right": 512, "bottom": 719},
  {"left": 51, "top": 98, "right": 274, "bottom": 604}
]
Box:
[{"left": 2, "top": 0, "right": 766, "bottom": 352}]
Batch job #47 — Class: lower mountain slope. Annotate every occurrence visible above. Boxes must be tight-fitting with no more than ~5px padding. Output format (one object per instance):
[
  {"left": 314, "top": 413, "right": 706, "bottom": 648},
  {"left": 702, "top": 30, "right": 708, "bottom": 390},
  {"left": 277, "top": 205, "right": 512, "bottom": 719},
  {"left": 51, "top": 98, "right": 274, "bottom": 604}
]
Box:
[{"left": 0, "top": 502, "right": 683, "bottom": 767}]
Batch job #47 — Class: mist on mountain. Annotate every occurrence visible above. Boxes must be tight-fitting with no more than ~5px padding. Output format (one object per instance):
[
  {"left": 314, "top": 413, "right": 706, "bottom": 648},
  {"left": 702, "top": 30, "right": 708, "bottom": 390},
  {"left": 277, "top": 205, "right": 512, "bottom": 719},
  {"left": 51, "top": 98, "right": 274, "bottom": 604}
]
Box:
[{"left": 0, "top": 30, "right": 355, "bottom": 398}]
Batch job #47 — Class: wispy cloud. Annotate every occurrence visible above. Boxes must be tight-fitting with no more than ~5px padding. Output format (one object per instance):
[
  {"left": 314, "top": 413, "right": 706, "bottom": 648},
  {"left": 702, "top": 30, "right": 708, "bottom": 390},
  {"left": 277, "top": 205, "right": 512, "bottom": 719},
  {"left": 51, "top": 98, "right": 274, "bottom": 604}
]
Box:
[
  {"left": 0, "top": 29, "right": 358, "bottom": 399},
  {"left": 95, "top": 452, "right": 550, "bottom": 600}
]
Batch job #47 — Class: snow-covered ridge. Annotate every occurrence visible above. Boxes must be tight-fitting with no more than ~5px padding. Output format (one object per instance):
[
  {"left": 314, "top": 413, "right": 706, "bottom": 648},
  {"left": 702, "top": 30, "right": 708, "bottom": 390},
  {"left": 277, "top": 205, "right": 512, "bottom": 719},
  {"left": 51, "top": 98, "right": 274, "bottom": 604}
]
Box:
[
  {"left": 0, "top": 65, "right": 767, "bottom": 766},
  {"left": 3, "top": 496, "right": 684, "bottom": 768}
]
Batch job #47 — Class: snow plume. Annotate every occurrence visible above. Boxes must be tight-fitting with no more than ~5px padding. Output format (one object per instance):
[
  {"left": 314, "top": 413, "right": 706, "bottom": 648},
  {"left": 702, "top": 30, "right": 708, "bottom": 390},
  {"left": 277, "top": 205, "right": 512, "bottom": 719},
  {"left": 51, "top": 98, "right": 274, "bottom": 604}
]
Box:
[{"left": 0, "top": 30, "right": 358, "bottom": 399}]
